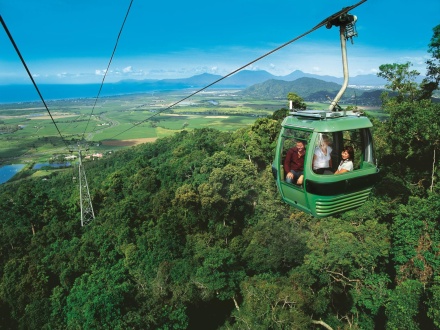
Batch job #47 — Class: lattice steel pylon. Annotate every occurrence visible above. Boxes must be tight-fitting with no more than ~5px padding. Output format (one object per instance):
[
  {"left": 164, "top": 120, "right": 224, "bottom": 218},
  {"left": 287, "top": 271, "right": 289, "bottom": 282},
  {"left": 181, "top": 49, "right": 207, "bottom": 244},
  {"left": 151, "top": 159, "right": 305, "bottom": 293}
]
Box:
[{"left": 78, "top": 150, "right": 95, "bottom": 226}]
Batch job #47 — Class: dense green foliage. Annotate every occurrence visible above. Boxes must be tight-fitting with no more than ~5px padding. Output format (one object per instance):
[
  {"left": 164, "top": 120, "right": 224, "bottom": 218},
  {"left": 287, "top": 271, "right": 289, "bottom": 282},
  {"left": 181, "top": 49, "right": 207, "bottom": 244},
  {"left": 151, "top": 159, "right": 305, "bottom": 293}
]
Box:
[
  {"left": 1, "top": 95, "right": 439, "bottom": 329},
  {"left": 1, "top": 25, "right": 440, "bottom": 330}
]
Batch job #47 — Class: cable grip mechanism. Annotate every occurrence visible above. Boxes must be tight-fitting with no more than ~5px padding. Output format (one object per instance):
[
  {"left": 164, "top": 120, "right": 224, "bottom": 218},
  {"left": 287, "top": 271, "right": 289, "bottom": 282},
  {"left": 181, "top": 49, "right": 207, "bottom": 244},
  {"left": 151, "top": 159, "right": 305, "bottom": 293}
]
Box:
[{"left": 326, "top": 12, "right": 358, "bottom": 44}]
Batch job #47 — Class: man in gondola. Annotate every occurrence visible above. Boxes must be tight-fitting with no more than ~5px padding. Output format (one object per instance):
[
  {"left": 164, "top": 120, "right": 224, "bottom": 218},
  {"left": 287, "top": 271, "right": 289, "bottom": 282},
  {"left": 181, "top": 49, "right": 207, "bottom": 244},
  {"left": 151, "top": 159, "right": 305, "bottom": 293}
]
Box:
[{"left": 284, "top": 140, "right": 305, "bottom": 185}]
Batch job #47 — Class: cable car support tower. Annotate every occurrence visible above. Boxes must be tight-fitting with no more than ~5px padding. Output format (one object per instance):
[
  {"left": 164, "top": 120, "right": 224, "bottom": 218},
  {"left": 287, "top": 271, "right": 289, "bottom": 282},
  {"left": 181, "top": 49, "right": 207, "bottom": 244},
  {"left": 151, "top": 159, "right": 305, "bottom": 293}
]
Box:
[
  {"left": 72, "top": 144, "right": 95, "bottom": 226},
  {"left": 79, "top": 151, "right": 95, "bottom": 226}
]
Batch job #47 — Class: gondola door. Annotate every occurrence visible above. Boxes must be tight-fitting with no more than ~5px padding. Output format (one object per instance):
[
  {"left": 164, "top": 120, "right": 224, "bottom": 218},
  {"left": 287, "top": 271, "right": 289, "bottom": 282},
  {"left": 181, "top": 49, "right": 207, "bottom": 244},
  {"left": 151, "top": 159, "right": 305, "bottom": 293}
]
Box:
[{"left": 273, "top": 127, "right": 314, "bottom": 214}]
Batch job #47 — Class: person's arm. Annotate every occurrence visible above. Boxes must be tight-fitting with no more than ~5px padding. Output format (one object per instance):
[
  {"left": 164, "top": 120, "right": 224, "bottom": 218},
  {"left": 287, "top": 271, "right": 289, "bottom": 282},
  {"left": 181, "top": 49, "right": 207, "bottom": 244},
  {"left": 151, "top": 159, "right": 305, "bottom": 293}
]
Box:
[
  {"left": 334, "top": 161, "right": 352, "bottom": 174},
  {"left": 298, "top": 149, "right": 305, "bottom": 171},
  {"left": 284, "top": 149, "right": 294, "bottom": 179},
  {"left": 284, "top": 149, "right": 291, "bottom": 174},
  {"left": 327, "top": 146, "right": 333, "bottom": 169}
]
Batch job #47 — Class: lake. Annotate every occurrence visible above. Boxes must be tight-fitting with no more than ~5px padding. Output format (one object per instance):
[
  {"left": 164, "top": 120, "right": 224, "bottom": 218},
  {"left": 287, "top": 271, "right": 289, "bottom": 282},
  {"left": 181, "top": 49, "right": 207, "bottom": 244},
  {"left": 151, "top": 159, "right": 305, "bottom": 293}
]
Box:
[
  {"left": 0, "top": 164, "right": 25, "bottom": 184},
  {"left": 33, "top": 162, "right": 71, "bottom": 170}
]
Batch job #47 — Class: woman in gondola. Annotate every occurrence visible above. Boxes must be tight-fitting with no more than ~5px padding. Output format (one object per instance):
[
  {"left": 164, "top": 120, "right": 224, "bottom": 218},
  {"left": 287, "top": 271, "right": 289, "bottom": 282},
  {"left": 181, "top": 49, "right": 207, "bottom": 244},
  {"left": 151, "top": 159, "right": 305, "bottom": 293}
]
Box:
[{"left": 334, "top": 145, "right": 354, "bottom": 174}]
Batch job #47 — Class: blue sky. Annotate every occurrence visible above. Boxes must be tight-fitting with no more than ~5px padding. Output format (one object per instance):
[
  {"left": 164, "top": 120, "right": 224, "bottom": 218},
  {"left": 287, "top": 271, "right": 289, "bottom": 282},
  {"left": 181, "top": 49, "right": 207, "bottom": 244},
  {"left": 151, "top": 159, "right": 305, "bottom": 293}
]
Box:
[{"left": 1, "top": 0, "right": 439, "bottom": 84}]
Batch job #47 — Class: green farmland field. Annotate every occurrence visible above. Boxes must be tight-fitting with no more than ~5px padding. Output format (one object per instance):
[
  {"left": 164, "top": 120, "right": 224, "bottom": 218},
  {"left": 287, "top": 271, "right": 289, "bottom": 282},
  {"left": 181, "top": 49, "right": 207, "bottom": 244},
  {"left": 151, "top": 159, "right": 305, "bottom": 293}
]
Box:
[
  {"left": 0, "top": 89, "right": 376, "bottom": 165},
  {"left": 0, "top": 90, "right": 286, "bottom": 164}
]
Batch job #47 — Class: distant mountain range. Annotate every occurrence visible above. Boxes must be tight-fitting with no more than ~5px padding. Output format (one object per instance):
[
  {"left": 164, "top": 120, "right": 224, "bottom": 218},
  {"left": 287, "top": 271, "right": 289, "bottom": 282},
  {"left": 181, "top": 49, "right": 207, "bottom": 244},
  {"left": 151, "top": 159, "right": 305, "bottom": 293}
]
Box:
[
  {"left": 0, "top": 69, "right": 391, "bottom": 103},
  {"left": 118, "top": 69, "right": 389, "bottom": 89}
]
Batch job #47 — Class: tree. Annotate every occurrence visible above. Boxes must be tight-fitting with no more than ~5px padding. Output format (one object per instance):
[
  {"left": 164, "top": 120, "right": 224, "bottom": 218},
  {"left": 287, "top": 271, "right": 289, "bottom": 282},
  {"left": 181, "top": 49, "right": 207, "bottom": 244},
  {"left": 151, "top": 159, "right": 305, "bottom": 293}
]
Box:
[
  {"left": 270, "top": 107, "right": 289, "bottom": 121},
  {"left": 197, "top": 159, "right": 258, "bottom": 237},
  {"left": 378, "top": 25, "right": 440, "bottom": 103},
  {"left": 227, "top": 274, "right": 310, "bottom": 329},
  {"left": 427, "top": 276, "right": 440, "bottom": 327},
  {"left": 373, "top": 99, "right": 440, "bottom": 194},
  {"left": 420, "top": 24, "right": 440, "bottom": 100},
  {"left": 229, "top": 118, "right": 279, "bottom": 168},
  {"left": 390, "top": 194, "right": 440, "bottom": 284},
  {"left": 385, "top": 280, "right": 423, "bottom": 330},
  {"left": 377, "top": 62, "right": 421, "bottom": 103},
  {"left": 0, "top": 257, "right": 51, "bottom": 328},
  {"left": 191, "top": 240, "right": 245, "bottom": 302},
  {"left": 290, "top": 217, "right": 391, "bottom": 329},
  {"left": 242, "top": 218, "right": 308, "bottom": 274},
  {"left": 287, "top": 92, "right": 307, "bottom": 110},
  {"left": 373, "top": 53, "right": 440, "bottom": 194},
  {"left": 65, "top": 262, "right": 133, "bottom": 329}
]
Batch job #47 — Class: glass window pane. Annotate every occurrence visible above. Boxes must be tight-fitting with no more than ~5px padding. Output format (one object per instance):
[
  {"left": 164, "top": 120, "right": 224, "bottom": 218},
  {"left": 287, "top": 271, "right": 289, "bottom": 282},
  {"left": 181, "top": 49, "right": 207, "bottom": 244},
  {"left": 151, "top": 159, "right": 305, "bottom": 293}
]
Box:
[{"left": 312, "top": 133, "right": 334, "bottom": 174}]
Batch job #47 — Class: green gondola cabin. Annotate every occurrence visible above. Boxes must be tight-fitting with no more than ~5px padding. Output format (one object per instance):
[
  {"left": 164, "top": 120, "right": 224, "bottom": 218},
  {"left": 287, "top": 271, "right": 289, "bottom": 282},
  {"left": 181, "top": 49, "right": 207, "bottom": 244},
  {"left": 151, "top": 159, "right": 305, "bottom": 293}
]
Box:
[
  {"left": 272, "top": 110, "right": 380, "bottom": 217},
  {"left": 272, "top": 10, "right": 379, "bottom": 217}
]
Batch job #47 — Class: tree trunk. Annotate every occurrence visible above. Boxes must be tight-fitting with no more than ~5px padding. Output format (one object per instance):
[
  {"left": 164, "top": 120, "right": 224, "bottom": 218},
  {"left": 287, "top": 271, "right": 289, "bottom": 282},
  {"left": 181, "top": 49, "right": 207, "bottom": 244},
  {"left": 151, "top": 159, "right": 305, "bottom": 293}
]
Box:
[
  {"left": 232, "top": 296, "right": 240, "bottom": 311},
  {"left": 311, "top": 319, "right": 333, "bottom": 330}
]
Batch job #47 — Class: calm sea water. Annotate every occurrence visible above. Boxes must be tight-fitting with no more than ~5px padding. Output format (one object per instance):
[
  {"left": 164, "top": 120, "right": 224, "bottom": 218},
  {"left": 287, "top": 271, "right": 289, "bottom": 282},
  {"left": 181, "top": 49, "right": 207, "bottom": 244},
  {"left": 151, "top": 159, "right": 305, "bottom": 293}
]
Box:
[
  {"left": 0, "top": 164, "right": 25, "bottom": 184},
  {"left": 0, "top": 83, "right": 163, "bottom": 103}
]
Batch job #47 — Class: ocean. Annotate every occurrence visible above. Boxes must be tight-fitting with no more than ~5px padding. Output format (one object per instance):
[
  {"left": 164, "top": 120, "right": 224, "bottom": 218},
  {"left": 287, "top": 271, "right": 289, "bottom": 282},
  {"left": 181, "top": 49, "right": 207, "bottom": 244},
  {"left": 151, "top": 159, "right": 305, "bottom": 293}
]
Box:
[{"left": 0, "top": 81, "right": 193, "bottom": 103}]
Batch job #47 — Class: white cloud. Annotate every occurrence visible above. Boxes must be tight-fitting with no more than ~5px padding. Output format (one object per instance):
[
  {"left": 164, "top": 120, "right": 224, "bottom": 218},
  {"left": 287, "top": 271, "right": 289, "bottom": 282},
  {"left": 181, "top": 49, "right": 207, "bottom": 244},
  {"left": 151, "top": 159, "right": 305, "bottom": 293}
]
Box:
[
  {"left": 56, "top": 72, "right": 69, "bottom": 77},
  {"left": 95, "top": 69, "right": 107, "bottom": 75},
  {"left": 246, "top": 65, "right": 260, "bottom": 71},
  {"left": 130, "top": 71, "right": 145, "bottom": 76},
  {"left": 122, "top": 66, "right": 132, "bottom": 73}
]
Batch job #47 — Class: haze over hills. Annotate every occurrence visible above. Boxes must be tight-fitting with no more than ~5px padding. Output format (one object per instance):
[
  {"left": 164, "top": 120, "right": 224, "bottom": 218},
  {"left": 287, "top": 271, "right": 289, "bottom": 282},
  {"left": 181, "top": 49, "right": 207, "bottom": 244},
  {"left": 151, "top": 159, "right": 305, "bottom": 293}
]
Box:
[
  {"left": 0, "top": 69, "right": 390, "bottom": 103},
  {"left": 122, "top": 69, "right": 388, "bottom": 88}
]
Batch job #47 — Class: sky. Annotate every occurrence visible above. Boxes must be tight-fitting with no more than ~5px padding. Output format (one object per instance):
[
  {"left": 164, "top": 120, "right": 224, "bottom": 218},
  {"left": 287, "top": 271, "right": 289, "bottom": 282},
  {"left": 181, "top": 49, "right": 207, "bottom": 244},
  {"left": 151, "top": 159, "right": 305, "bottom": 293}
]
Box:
[{"left": 1, "top": 0, "right": 439, "bottom": 85}]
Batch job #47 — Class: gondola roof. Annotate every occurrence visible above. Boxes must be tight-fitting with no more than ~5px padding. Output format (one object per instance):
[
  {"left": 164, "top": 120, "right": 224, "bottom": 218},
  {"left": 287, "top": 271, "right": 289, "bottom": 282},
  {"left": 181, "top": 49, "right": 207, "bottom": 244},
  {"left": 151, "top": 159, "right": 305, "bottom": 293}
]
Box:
[{"left": 282, "top": 111, "right": 373, "bottom": 132}]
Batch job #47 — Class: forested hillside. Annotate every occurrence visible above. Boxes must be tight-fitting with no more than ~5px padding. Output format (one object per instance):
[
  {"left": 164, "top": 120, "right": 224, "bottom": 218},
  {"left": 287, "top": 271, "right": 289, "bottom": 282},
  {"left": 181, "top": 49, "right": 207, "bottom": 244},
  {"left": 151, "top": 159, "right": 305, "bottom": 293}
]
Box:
[
  {"left": 1, "top": 24, "right": 439, "bottom": 330},
  {"left": 241, "top": 77, "right": 383, "bottom": 106},
  {"left": 1, "top": 91, "right": 439, "bottom": 328}
]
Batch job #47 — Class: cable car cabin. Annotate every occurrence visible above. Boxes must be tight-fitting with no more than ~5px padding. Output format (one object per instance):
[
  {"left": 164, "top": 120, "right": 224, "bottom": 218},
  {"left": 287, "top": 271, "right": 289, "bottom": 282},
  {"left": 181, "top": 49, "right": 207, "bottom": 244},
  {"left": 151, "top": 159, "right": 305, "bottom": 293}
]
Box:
[
  {"left": 271, "top": 9, "right": 380, "bottom": 217},
  {"left": 272, "top": 110, "right": 380, "bottom": 218}
]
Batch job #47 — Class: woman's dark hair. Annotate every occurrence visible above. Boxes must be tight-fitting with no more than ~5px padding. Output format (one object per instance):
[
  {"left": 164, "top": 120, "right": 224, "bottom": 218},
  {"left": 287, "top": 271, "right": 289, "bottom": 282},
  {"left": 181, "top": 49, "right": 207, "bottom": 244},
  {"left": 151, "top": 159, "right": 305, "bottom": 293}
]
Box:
[{"left": 343, "top": 145, "right": 354, "bottom": 161}]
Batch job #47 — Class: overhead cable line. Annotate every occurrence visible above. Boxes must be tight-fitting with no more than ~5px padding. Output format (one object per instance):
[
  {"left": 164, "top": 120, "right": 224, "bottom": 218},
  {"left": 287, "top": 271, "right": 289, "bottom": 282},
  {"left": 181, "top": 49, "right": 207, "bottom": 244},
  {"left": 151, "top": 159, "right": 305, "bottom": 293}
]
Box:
[
  {"left": 1, "top": 15, "right": 70, "bottom": 148},
  {"left": 107, "top": 0, "right": 367, "bottom": 140},
  {"left": 81, "top": 0, "right": 134, "bottom": 140}
]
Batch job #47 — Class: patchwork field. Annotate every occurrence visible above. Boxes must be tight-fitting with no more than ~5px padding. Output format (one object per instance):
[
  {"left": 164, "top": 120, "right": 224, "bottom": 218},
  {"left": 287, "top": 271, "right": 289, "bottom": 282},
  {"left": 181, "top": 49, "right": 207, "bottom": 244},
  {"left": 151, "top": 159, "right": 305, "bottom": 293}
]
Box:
[
  {"left": 0, "top": 89, "right": 380, "bottom": 165},
  {"left": 0, "top": 89, "right": 285, "bottom": 163}
]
